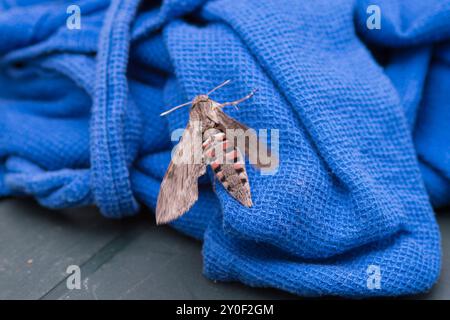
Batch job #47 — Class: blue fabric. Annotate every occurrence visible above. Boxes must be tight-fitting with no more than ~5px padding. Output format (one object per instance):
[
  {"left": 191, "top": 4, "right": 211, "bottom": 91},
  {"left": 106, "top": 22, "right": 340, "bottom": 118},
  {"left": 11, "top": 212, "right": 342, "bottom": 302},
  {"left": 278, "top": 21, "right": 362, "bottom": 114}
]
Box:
[{"left": 0, "top": 0, "right": 448, "bottom": 297}]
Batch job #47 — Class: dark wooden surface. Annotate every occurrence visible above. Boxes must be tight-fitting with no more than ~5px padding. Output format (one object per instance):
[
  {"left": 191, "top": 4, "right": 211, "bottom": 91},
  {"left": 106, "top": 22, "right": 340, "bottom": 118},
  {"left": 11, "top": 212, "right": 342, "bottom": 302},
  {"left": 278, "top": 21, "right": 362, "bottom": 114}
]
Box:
[{"left": 0, "top": 198, "right": 448, "bottom": 300}]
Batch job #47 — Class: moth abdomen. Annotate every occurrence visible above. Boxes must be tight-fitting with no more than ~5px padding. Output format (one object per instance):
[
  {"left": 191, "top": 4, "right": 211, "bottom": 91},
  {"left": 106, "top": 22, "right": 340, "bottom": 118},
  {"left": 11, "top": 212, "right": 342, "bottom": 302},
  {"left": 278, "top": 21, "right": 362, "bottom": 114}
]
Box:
[{"left": 202, "top": 130, "right": 252, "bottom": 207}]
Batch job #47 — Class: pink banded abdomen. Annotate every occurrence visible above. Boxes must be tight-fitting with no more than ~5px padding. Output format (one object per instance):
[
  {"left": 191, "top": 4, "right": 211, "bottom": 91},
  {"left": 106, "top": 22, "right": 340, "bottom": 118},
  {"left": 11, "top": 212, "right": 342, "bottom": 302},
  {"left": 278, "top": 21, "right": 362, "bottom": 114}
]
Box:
[{"left": 202, "top": 129, "right": 252, "bottom": 207}]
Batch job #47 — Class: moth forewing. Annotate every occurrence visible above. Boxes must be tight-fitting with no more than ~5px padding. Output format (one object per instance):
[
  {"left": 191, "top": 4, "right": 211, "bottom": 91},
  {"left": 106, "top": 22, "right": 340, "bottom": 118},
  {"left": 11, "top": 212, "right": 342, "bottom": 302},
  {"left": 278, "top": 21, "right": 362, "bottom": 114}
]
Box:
[
  {"left": 155, "top": 118, "right": 206, "bottom": 225},
  {"left": 185, "top": 120, "right": 204, "bottom": 166}
]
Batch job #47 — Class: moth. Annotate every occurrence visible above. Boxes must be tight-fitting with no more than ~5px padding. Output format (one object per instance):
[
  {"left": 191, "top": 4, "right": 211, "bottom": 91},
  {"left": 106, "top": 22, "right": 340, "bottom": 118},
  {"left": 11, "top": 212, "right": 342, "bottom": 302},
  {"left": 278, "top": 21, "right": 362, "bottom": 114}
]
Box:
[{"left": 156, "top": 80, "right": 275, "bottom": 225}]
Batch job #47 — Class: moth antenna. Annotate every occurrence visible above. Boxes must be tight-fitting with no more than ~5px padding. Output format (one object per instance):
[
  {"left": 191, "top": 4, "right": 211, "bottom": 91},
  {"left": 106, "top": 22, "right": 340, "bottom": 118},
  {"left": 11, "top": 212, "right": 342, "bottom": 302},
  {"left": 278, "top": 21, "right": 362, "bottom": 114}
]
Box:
[
  {"left": 160, "top": 101, "right": 192, "bottom": 116},
  {"left": 207, "top": 79, "right": 231, "bottom": 96},
  {"left": 219, "top": 88, "right": 258, "bottom": 108}
]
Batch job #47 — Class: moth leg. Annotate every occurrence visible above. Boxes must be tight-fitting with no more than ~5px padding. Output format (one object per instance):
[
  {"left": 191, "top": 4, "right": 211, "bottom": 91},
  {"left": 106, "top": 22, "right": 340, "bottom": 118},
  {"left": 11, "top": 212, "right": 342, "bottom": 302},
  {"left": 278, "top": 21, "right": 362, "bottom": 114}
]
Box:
[{"left": 219, "top": 89, "right": 258, "bottom": 108}]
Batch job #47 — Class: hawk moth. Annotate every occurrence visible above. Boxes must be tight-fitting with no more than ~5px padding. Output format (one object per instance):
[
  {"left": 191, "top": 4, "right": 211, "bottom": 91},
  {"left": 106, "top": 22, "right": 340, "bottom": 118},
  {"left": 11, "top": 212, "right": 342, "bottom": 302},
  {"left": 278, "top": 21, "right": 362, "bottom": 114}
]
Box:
[{"left": 156, "top": 80, "right": 275, "bottom": 225}]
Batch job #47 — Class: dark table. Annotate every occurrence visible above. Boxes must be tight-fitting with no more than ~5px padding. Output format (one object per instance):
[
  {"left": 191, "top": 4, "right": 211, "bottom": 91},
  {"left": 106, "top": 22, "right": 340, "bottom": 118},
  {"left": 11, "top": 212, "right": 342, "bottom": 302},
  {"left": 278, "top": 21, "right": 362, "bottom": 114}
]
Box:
[{"left": 0, "top": 199, "right": 448, "bottom": 299}]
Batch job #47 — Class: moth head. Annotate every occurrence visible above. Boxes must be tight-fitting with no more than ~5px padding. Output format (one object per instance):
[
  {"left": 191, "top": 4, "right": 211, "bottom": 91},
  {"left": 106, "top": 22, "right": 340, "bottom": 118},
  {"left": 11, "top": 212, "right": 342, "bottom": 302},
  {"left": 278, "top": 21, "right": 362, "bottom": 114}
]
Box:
[
  {"left": 192, "top": 95, "right": 221, "bottom": 122},
  {"left": 192, "top": 95, "right": 210, "bottom": 106}
]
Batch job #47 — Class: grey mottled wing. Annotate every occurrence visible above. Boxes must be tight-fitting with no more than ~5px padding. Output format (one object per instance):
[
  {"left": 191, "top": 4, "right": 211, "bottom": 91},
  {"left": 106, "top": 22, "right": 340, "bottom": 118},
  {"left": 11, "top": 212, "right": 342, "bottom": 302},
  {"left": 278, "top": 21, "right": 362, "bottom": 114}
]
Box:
[{"left": 156, "top": 121, "right": 206, "bottom": 224}]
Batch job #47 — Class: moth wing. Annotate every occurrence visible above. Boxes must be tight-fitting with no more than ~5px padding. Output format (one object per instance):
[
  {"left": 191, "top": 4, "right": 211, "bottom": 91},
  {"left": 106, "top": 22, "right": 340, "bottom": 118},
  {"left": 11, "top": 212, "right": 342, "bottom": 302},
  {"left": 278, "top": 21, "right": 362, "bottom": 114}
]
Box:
[
  {"left": 213, "top": 104, "right": 278, "bottom": 169},
  {"left": 156, "top": 121, "right": 206, "bottom": 224}
]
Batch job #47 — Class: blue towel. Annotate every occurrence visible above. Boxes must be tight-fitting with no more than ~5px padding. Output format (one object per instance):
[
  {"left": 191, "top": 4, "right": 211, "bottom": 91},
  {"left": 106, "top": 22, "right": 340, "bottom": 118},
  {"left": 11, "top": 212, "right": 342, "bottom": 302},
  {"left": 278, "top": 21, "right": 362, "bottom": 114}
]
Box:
[{"left": 0, "top": 0, "right": 449, "bottom": 297}]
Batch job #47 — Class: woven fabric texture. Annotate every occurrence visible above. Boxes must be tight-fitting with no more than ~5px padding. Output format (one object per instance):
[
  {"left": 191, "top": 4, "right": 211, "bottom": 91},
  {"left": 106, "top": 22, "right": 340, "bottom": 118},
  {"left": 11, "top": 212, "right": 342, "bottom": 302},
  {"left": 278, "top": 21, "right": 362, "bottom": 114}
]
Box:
[{"left": 0, "top": 0, "right": 449, "bottom": 297}]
